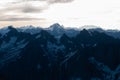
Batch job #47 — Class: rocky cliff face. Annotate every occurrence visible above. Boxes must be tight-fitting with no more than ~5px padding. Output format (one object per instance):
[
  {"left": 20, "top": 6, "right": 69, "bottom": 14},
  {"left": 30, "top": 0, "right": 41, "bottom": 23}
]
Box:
[{"left": 0, "top": 24, "right": 120, "bottom": 80}]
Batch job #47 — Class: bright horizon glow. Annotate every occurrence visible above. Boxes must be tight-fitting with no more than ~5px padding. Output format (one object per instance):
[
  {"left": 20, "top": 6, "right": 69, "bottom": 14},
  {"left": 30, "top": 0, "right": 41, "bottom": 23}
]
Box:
[{"left": 0, "top": 0, "right": 120, "bottom": 29}]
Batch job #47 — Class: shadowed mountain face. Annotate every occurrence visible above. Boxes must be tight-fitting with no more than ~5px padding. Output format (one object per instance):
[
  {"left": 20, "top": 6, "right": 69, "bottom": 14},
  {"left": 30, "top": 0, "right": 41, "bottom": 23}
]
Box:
[{"left": 0, "top": 24, "right": 120, "bottom": 80}]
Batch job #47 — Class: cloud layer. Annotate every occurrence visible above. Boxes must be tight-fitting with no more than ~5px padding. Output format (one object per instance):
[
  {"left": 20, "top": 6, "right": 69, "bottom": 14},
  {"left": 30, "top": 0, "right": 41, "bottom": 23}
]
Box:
[
  {"left": 48, "top": 0, "right": 74, "bottom": 3},
  {"left": 0, "top": 15, "right": 45, "bottom": 21},
  {"left": 19, "top": 0, "right": 74, "bottom": 3},
  {"left": 0, "top": 0, "right": 74, "bottom": 21}
]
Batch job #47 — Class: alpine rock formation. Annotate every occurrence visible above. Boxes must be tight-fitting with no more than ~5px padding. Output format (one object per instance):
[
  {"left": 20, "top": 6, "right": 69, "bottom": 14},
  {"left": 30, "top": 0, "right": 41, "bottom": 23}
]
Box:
[{"left": 0, "top": 24, "right": 120, "bottom": 80}]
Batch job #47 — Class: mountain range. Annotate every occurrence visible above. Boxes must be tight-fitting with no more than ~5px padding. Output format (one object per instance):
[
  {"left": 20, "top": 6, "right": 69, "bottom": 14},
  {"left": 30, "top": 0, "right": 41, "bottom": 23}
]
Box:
[{"left": 0, "top": 23, "right": 120, "bottom": 80}]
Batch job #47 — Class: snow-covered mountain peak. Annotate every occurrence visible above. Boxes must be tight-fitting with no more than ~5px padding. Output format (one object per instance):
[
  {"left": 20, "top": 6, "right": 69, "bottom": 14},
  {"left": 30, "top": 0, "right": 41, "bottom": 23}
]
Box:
[
  {"left": 0, "top": 24, "right": 120, "bottom": 80},
  {"left": 0, "top": 26, "right": 15, "bottom": 37},
  {"left": 80, "top": 25, "right": 100, "bottom": 30},
  {"left": 18, "top": 25, "right": 35, "bottom": 30},
  {"left": 88, "top": 28, "right": 104, "bottom": 32},
  {"left": 46, "top": 23, "right": 65, "bottom": 39},
  {"left": 0, "top": 27, "right": 10, "bottom": 36},
  {"left": 49, "top": 23, "right": 64, "bottom": 31},
  {"left": 8, "top": 26, "right": 15, "bottom": 30},
  {"left": 17, "top": 25, "right": 41, "bottom": 34}
]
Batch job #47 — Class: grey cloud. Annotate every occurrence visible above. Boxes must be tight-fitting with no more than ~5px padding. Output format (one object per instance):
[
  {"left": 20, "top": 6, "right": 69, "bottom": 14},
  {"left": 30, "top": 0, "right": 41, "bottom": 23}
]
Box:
[
  {"left": 0, "top": 15, "right": 45, "bottom": 21},
  {"left": 21, "top": 6, "right": 43, "bottom": 13},
  {"left": 0, "top": 18, "right": 42, "bottom": 21},
  {"left": 4, "top": 2, "right": 48, "bottom": 13},
  {"left": 48, "top": 0, "right": 74, "bottom": 4},
  {"left": 0, "top": 1, "right": 47, "bottom": 21},
  {"left": 18, "top": 0, "right": 74, "bottom": 3},
  {"left": 4, "top": 0, "right": 74, "bottom": 13},
  {"left": 0, "top": 0, "right": 74, "bottom": 21},
  {"left": 14, "top": 5, "right": 47, "bottom": 13}
]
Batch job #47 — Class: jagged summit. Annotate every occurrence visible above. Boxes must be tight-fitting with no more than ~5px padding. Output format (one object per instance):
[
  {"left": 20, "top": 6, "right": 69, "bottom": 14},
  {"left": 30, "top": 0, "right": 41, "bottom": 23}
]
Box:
[
  {"left": 50, "top": 23, "right": 63, "bottom": 28},
  {"left": 88, "top": 28, "right": 104, "bottom": 32},
  {"left": 0, "top": 24, "right": 120, "bottom": 39},
  {"left": 0, "top": 25, "right": 16, "bottom": 37},
  {"left": 80, "top": 25, "right": 100, "bottom": 29},
  {"left": 49, "top": 23, "right": 64, "bottom": 31},
  {"left": 0, "top": 24, "right": 120, "bottom": 80},
  {"left": 8, "top": 25, "right": 18, "bottom": 32}
]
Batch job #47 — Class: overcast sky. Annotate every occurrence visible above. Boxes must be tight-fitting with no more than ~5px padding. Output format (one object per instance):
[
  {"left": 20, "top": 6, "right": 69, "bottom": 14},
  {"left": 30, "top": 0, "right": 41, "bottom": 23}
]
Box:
[{"left": 0, "top": 0, "right": 120, "bottom": 29}]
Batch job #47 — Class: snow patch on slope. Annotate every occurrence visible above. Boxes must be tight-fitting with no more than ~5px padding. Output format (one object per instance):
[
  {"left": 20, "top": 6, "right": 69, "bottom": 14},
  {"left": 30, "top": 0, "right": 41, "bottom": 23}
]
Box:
[
  {"left": 0, "top": 27, "right": 10, "bottom": 38},
  {"left": 35, "top": 34, "right": 41, "bottom": 39},
  {"left": 0, "top": 38, "right": 29, "bottom": 67},
  {"left": 47, "top": 41, "right": 65, "bottom": 53},
  {"left": 89, "top": 57, "right": 120, "bottom": 80},
  {"left": 17, "top": 26, "right": 41, "bottom": 34}
]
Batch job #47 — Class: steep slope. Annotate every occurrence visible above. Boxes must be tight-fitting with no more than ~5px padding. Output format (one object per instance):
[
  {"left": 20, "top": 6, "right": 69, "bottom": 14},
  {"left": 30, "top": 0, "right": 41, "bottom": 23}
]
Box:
[{"left": 0, "top": 25, "right": 120, "bottom": 80}]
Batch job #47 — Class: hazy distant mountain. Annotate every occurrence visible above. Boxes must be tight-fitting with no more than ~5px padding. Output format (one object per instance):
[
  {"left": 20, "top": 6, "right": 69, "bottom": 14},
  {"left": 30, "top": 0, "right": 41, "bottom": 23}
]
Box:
[{"left": 0, "top": 24, "right": 120, "bottom": 80}]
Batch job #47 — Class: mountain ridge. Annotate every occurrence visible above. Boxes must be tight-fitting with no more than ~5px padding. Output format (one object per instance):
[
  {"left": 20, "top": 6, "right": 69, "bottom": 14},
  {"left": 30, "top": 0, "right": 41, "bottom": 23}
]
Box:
[
  {"left": 0, "top": 24, "right": 120, "bottom": 80},
  {"left": 1, "top": 23, "right": 120, "bottom": 38}
]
